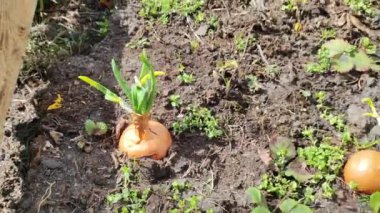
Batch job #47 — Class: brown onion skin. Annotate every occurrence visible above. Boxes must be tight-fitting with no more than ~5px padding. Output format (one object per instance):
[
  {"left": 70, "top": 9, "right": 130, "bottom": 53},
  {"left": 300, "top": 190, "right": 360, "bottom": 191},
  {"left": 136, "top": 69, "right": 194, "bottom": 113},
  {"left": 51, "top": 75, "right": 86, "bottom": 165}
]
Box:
[
  {"left": 118, "top": 120, "right": 172, "bottom": 160},
  {"left": 343, "top": 150, "right": 380, "bottom": 194}
]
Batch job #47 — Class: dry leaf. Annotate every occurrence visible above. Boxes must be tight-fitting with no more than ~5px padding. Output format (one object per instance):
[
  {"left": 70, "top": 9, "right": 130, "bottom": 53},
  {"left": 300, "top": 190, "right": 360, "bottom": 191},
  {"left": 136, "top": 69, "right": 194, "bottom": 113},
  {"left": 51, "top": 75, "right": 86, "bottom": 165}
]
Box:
[
  {"left": 294, "top": 22, "right": 302, "bottom": 32},
  {"left": 47, "top": 94, "right": 63, "bottom": 110},
  {"left": 49, "top": 130, "right": 63, "bottom": 144}
]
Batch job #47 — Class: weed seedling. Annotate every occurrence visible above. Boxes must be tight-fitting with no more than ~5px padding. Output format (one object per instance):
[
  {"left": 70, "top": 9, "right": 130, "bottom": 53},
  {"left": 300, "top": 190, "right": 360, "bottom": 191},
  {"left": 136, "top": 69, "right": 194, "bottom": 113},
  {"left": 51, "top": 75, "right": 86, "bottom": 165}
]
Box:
[
  {"left": 246, "top": 74, "right": 260, "bottom": 92},
  {"left": 106, "top": 165, "right": 151, "bottom": 211},
  {"left": 320, "top": 29, "right": 336, "bottom": 40},
  {"left": 169, "top": 95, "right": 182, "bottom": 108},
  {"left": 307, "top": 39, "right": 380, "bottom": 73},
  {"left": 247, "top": 187, "right": 313, "bottom": 212},
  {"left": 172, "top": 105, "right": 223, "bottom": 139},
  {"left": 178, "top": 72, "right": 195, "bottom": 84},
  {"left": 139, "top": 0, "right": 205, "bottom": 24},
  {"left": 360, "top": 37, "right": 377, "bottom": 54},
  {"left": 344, "top": 0, "right": 374, "bottom": 16},
  {"left": 234, "top": 33, "right": 255, "bottom": 53},
  {"left": 370, "top": 192, "right": 380, "bottom": 213},
  {"left": 207, "top": 15, "right": 219, "bottom": 34},
  {"left": 96, "top": 16, "right": 110, "bottom": 37},
  {"left": 195, "top": 12, "right": 205, "bottom": 23},
  {"left": 169, "top": 180, "right": 203, "bottom": 213},
  {"left": 126, "top": 37, "right": 150, "bottom": 49},
  {"left": 265, "top": 64, "right": 280, "bottom": 77},
  {"left": 190, "top": 40, "right": 200, "bottom": 52},
  {"left": 84, "top": 119, "right": 108, "bottom": 136}
]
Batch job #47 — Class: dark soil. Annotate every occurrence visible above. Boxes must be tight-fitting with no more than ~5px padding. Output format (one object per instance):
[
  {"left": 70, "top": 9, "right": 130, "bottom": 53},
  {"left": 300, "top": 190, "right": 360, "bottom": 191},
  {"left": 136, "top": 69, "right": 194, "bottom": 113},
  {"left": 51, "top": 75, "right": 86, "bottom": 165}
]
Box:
[{"left": 1, "top": 0, "right": 380, "bottom": 212}]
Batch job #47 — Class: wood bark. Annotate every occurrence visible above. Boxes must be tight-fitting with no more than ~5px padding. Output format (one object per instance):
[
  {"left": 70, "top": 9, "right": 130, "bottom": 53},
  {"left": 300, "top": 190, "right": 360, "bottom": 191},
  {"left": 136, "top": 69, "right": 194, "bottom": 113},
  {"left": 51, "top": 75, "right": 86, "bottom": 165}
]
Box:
[{"left": 0, "top": 0, "right": 37, "bottom": 142}]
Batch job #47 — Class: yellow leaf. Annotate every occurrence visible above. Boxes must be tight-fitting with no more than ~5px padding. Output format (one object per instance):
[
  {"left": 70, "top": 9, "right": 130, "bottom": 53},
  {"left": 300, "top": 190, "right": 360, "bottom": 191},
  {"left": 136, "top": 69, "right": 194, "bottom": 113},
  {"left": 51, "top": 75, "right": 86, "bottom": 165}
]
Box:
[
  {"left": 140, "top": 71, "right": 165, "bottom": 85},
  {"left": 294, "top": 22, "right": 302, "bottom": 32},
  {"left": 47, "top": 94, "right": 63, "bottom": 110}
]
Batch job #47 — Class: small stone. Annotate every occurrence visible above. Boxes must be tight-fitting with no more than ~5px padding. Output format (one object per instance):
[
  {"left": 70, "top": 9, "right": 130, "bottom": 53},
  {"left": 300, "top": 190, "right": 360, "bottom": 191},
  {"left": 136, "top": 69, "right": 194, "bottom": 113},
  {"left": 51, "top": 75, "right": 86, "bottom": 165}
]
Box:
[
  {"left": 49, "top": 130, "right": 63, "bottom": 144},
  {"left": 83, "top": 145, "right": 93, "bottom": 153},
  {"left": 368, "top": 125, "right": 380, "bottom": 141},
  {"left": 195, "top": 24, "right": 209, "bottom": 36},
  {"left": 346, "top": 104, "right": 374, "bottom": 133},
  {"left": 41, "top": 157, "right": 63, "bottom": 169}
]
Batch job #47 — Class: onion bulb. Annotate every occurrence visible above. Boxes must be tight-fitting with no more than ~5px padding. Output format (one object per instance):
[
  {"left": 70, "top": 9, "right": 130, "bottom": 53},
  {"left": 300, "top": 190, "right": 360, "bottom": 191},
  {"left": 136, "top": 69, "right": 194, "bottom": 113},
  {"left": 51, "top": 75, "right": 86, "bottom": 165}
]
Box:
[
  {"left": 343, "top": 150, "right": 380, "bottom": 194},
  {"left": 118, "top": 114, "right": 172, "bottom": 160}
]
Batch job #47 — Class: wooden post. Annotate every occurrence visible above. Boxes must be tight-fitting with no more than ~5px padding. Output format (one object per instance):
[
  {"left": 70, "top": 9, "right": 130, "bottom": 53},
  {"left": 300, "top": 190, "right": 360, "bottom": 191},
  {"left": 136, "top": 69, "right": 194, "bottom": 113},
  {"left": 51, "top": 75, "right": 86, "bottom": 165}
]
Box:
[{"left": 0, "top": 0, "right": 37, "bottom": 142}]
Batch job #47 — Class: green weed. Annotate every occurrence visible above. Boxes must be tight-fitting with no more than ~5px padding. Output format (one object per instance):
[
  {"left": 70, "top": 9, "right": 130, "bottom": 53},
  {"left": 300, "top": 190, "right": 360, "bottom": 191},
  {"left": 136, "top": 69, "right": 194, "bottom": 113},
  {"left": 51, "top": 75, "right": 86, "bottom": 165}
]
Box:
[
  {"left": 195, "top": 12, "right": 206, "bottom": 23},
  {"left": 246, "top": 74, "right": 260, "bottom": 92},
  {"left": 370, "top": 192, "right": 380, "bottom": 213},
  {"left": 169, "top": 181, "right": 203, "bottom": 213},
  {"left": 234, "top": 34, "right": 255, "bottom": 53},
  {"left": 320, "top": 29, "right": 336, "bottom": 40},
  {"left": 84, "top": 119, "right": 108, "bottom": 136},
  {"left": 106, "top": 166, "right": 151, "bottom": 212},
  {"left": 178, "top": 72, "right": 196, "bottom": 84},
  {"left": 281, "top": 0, "right": 308, "bottom": 12},
  {"left": 169, "top": 94, "right": 182, "bottom": 108},
  {"left": 96, "top": 16, "right": 110, "bottom": 37},
  {"left": 139, "top": 0, "right": 205, "bottom": 24},
  {"left": 172, "top": 105, "right": 223, "bottom": 139},
  {"left": 190, "top": 40, "right": 200, "bottom": 52},
  {"left": 207, "top": 15, "right": 219, "bottom": 34},
  {"left": 344, "top": 0, "right": 374, "bottom": 16},
  {"left": 306, "top": 46, "right": 331, "bottom": 74},
  {"left": 360, "top": 37, "right": 377, "bottom": 55},
  {"left": 247, "top": 187, "right": 313, "bottom": 212},
  {"left": 307, "top": 39, "right": 380, "bottom": 74},
  {"left": 265, "top": 64, "right": 280, "bottom": 77},
  {"left": 126, "top": 37, "right": 150, "bottom": 49}
]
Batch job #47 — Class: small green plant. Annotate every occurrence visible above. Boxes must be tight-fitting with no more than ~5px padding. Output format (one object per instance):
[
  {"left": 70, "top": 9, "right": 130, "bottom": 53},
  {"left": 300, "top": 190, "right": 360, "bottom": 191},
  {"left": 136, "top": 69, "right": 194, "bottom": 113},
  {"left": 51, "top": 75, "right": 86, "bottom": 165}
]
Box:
[
  {"left": 106, "top": 165, "right": 151, "bottom": 211},
  {"left": 281, "top": 0, "right": 308, "bottom": 12},
  {"left": 207, "top": 15, "right": 219, "bottom": 34},
  {"left": 84, "top": 119, "right": 108, "bottom": 136},
  {"left": 269, "top": 137, "right": 296, "bottom": 169},
  {"left": 178, "top": 72, "right": 195, "bottom": 84},
  {"left": 344, "top": 0, "right": 374, "bottom": 16},
  {"left": 320, "top": 29, "right": 336, "bottom": 40},
  {"left": 307, "top": 39, "right": 380, "bottom": 74},
  {"left": 265, "top": 64, "right": 280, "bottom": 77},
  {"left": 169, "top": 94, "right": 182, "bottom": 108},
  {"left": 298, "top": 143, "right": 345, "bottom": 176},
  {"left": 216, "top": 60, "right": 238, "bottom": 96},
  {"left": 172, "top": 105, "right": 223, "bottom": 139},
  {"left": 302, "top": 127, "right": 317, "bottom": 144},
  {"left": 96, "top": 16, "right": 110, "bottom": 37},
  {"left": 139, "top": 0, "right": 205, "bottom": 24},
  {"left": 195, "top": 12, "right": 205, "bottom": 23},
  {"left": 370, "top": 192, "right": 380, "bottom": 213},
  {"left": 246, "top": 187, "right": 313, "bottom": 213},
  {"left": 234, "top": 33, "right": 255, "bottom": 53},
  {"left": 246, "top": 74, "right": 260, "bottom": 92},
  {"left": 246, "top": 187, "right": 270, "bottom": 213},
  {"left": 190, "top": 40, "right": 200, "bottom": 52},
  {"left": 169, "top": 180, "right": 203, "bottom": 213},
  {"left": 362, "top": 97, "right": 380, "bottom": 124},
  {"left": 360, "top": 37, "right": 377, "bottom": 55},
  {"left": 279, "top": 198, "right": 313, "bottom": 213},
  {"left": 259, "top": 174, "right": 300, "bottom": 198},
  {"left": 306, "top": 46, "right": 330, "bottom": 74},
  {"left": 126, "top": 37, "right": 150, "bottom": 49}
]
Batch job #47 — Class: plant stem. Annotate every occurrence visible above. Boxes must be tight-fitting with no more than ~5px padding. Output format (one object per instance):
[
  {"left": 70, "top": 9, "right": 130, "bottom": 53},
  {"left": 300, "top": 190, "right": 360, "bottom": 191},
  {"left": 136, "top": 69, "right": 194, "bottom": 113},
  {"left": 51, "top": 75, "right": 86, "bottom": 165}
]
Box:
[{"left": 131, "top": 113, "right": 150, "bottom": 142}]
